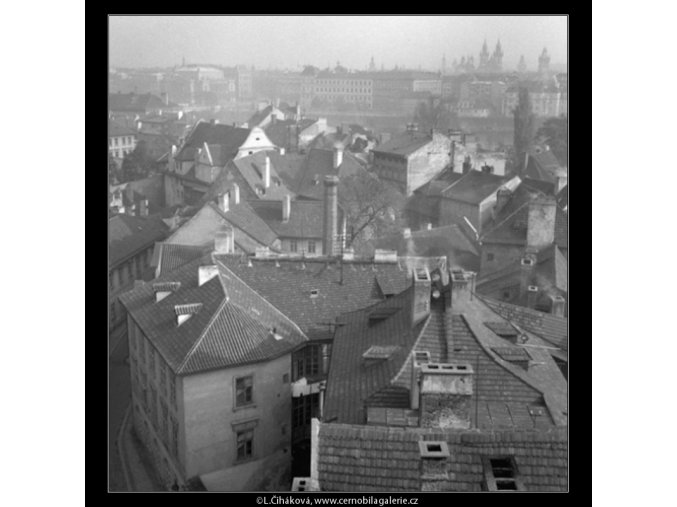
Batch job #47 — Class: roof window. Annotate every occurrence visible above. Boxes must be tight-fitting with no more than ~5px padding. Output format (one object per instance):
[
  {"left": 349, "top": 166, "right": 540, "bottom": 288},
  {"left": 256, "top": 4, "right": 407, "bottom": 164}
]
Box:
[{"left": 483, "top": 457, "right": 525, "bottom": 491}]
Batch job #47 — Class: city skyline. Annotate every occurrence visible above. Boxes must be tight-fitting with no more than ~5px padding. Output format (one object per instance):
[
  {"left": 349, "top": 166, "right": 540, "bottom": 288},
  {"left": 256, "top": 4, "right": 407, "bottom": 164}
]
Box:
[{"left": 109, "top": 16, "right": 567, "bottom": 71}]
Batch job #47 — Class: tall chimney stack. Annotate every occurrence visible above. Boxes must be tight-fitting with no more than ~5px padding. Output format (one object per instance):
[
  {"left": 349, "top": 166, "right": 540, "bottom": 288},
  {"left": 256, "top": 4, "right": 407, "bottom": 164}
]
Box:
[
  {"left": 138, "top": 199, "right": 149, "bottom": 217},
  {"left": 333, "top": 143, "right": 344, "bottom": 169},
  {"left": 215, "top": 226, "right": 235, "bottom": 254},
  {"left": 323, "top": 175, "right": 339, "bottom": 256},
  {"left": 526, "top": 285, "right": 539, "bottom": 309},
  {"left": 264, "top": 156, "right": 271, "bottom": 188},
  {"left": 519, "top": 250, "right": 537, "bottom": 300},
  {"left": 283, "top": 195, "right": 291, "bottom": 222},
  {"left": 218, "top": 192, "right": 229, "bottom": 213},
  {"left": 526, "top": 196, "right": 556, "bottom": 250},
  {"left": 550, "top": 295, "right": 566, "bottom": 317}
]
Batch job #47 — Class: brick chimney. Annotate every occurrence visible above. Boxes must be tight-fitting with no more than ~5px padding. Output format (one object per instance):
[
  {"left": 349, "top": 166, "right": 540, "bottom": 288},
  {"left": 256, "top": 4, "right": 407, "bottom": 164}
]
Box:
[
  {"left": 550, "top": 294, "right": 565, "bottom": 317},
  {"left": 232, "top": 183, "right": 240, "bottom": 205},
  {"left": 283, "top": 195, "right": 291, "bottom": 222},
  {"left": 449, "top": 270, "right": 475, "bottom": 312},
  {"left": 215, "top": 226, "right": 235, "bottom": 254},
  {"left": 322, "top": 175, "right": 339, "bottom": 256},
  {"left": 412, "top": 267, "right": 432, "bottom": 324},
  {"left": 333, "top": 144, "right": 344, "bottom": 169},
  {"left": 519, "top": 250, "right": 537, "bottom": 299},
  {"left": 264, "top": 156, "right": 271, "bottom": 188},
  {"left": 526, "top": 285, "right": 539, "bottom": 309},
  {"left": 138, "top": 199, "right": 149, "bottom": 217},
  {"left": 526, "top": 196, "right": 556, "bottom": 250},
  {"left": 495, "top": 188, "right": 511, "bottom": 215},
  {"left": 218, "top": 192, "right": 229, "bottom": 213},
  {"left": 419, "top": 362, "right": 474, "bottom": 429}
]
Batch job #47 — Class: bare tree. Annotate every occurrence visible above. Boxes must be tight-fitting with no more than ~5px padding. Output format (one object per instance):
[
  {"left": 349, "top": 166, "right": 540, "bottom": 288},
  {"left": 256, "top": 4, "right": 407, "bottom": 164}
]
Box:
[
  {"left": 339, "top": 171, "right": 406, "bottom": 254},
  {"left": 413, "top": 95, "right": 450, "bottom": 132}
]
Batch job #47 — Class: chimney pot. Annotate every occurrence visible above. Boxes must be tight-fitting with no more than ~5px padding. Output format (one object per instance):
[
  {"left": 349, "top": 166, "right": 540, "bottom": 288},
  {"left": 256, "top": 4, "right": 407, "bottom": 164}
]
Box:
[
  {"left": 264, "top": 156, "right": 271, "bottom": 188},
  {"left": 283, "top": 195, "right": 291, "bottom": 222}
]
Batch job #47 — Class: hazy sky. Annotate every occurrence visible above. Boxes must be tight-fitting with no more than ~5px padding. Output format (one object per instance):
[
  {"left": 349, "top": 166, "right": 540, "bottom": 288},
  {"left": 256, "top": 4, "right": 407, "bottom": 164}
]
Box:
[{"left": 109, "top": 16, "right": 567, "bottom": 71}]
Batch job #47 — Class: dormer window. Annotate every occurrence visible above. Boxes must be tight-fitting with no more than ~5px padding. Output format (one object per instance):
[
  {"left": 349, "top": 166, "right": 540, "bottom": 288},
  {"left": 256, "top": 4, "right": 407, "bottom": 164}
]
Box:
[{"left": 482, "top": 457, "right": 525, "bottom": 491}]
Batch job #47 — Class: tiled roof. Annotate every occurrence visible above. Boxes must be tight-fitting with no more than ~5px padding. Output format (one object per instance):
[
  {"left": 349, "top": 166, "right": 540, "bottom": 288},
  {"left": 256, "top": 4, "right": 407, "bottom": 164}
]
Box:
[
  {"left": 229, "top": 151, "right": 295, "bottom": 201},
  {"left": 324, "top": 288, "right": 427, "bottom": 424},
  {"left": 163, "top": 201, "right": 278, "bottom": 254},
  {"left": 264, "top": 120, "right": 296, "bottom": 148},
  {"left": 109, "top": 214, "right": 169, "bottom": 268},
  {"left": 247, "top": 105, "right": 274, "bottom": 127},
  {"left": 294, "top": 149, "right": 365, "bottom": 200},
  {"left": 154, "top": 243, "right": 210, "bottom": 276},
  {"left": 557, "top": 185, "right": 568, "bottom": 209},
  {"left": 119, "top": 254, "right": 307, "bottom": 375},
  {"left": 175, "top": 121, "right": 250, "bottom": 163},
  {"left": 323, "top": 277, "right": 568, "bottom": 429},
  {"left": 478, "top": 295, "right": 568, "bottom": 351},
  {"left": 247, "top": 199, "right": 323, "bottom": 239},
  {"left": 476, "top": 244, "right": 567, "bottom": 300},
  {"left": 317, "top": 422, "right": 567, "bottom": 492},
  {"left": 109, "top": 120, "right": 137, "bottom": 138},
  {"left": 372, "top": 132, "right": 432, "bottom": 157},
  {"left": 213, "top": 255, "right": 413, "bottom": 333},
  {"left": 525, "top": 146, "right": 565, "bottom": 184},
  {"left": 440, "top": 170, "right": 511, "bottom": 204}
]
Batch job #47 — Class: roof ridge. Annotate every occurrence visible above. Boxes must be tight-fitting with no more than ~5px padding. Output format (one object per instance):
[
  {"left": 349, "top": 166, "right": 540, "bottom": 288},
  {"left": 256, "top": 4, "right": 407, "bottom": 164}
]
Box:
[
  {"left": 177, "top": 297, "right": 229, "bottom": 374},
  {"left": 214, "top": 257, "right": 308, "bottom": 339},
  {"left": 390, "top": 311, "right": 433, "bottom": 387}
]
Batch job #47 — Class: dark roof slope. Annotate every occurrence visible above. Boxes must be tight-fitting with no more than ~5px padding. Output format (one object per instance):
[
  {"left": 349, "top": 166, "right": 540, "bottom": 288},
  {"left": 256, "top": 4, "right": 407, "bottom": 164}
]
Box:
[
  {"left": 440, "top": 170, "right": 509, "bottom": 204},
  {"left": 247, "top": 199, "right": 324, "bottom": 238},
  {"left": 109, "top": 214, "right": 169, "bottom": 268},
  {"left": 213, "top": 255, "right": 413, "bottom": 332},
  {"left": 175, "top": 122, "right": 250, "bottom": 163},
  {"left": 317, "top": 422, "right": 567, "bottom": 492},
  {"left": 372, "top": 132, "right": 432, "bottom": 156},
  {"left": 294, "top": 149, "right": 365, "bottom": 200}
]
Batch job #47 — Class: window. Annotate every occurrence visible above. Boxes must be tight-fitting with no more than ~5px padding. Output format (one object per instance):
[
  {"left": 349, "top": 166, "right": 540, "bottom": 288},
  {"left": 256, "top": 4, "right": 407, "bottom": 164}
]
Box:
[
  {"left": 290, "top": 240, "right": 298, "bottom": 253},
  {"left": 235, "top": 376, "right": 254, "bottom": 407},
  {"left": 307, "top": 240, "right": 316, "bottom": 254},
  {"left": 292, "top": 394, "right": 319, "bottom": 428},
  {"left": 293, "top": 346, "right": 320, "bottom": 380},
  {"left": 236, "top": 430, "right": 253, "bottom": 460},
  {"left": 483, "top": 457, "right": 525, "bottom": 491}
]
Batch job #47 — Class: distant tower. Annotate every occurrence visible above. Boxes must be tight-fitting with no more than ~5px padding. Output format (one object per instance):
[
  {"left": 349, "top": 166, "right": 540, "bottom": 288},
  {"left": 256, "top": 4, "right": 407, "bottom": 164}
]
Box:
[
  {"left": 491, "top": 40, "right": 503, "bottom": 72},
  {"left": 441, "top": 54, "right": 447, "bottom": 75},
  {"left": 479, "top": 39, "right": 490, "bottom": 71},
  {"left": 538, "top": 48, "right": 551, "bottom": 76},
  {"left": 517, "top": 55, "right": 527, "bottom": 73},
  {"left": 369, "top": 56, "right": 376, "bottom": 71}
]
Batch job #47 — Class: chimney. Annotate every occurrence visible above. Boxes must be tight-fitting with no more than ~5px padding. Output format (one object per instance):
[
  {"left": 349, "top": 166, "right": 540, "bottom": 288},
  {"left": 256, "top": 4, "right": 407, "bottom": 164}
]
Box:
[
  {"left": 403, "top": 227, "right": 412, "bottom": 239},
  {"left": 279, "top": 147, "right": 286, "bottom": 156},
  {"left": 419, "top": 362, "right": 474, "bottom": 429},
  {"left": 526, "top": 196, "right": 557, "bottom": 250},
  {"left": 218, "top": 192, "right": 229, "bottom": 212},
  {"left": 332, "top": 144, "right": 344, "bottom": 169},
  {"left": 283, "top": 195, "right": 291, "bottom": 222},
  {"left": 450, "top": 270, "right": 475, "bottom": 312},
  {"left": 198, "top": 265, "right": 219, "bottom": 286},
  {"left": 481, "top": 164, "right": 494, "bottom": 174},
  {"left": 264, "top": 156, "right": 271, "bottom": 188},
  {"left": 519, "top": 250, "right": 537, "bottom": 299},
  {"left": 323, "top": 175, "right": 339, "bottom": 256},
  {"left": 462, "top": 156, "right": 472, "bottom": 174},
  {"left": 138, "top": 199, "right": 149, "bottom": 217},
  {"left": 412, "top": 267, "right": 432, "bottom": 324},
  {"left": 526, "top": 285, "right": 539, "bottom": 309},
  {"left": 215, "top": 226, "right": 235, "bottom": 254},
  {"left": 232, "top": 183, "right": 240, "bottom": 205},
  {"left": 495, "top": 188, "right": 511, "bottom": 214},
  {"left": 550, "top": 294, "right": 565, "bottom": 317},
  {"left": 410, "top": 351, "right": 431, "bottom": 410}
]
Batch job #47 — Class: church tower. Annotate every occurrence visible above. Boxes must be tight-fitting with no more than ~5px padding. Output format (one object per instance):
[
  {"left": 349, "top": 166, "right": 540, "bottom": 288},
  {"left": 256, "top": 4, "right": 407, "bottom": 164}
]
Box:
[
  {"left": 491, "top": 40, "right": 503, "bottom": 72},
  {"left": 479, "top": 39, "right": 490, "bottom": 71},
  {"left": 369, "top": 56, "right": 376, "bottom": 72},
  {"left": 538, "top": 48, "right": 551, "bottom": 77},
  {"left": 517, "top": 54, "right": 527, "bottom": 73}
]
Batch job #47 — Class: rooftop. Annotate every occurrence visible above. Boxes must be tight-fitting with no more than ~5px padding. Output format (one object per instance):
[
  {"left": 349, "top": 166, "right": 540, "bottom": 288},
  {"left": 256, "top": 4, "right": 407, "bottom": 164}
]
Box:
[
  {"left": 174, "top": 121, "right": 250, "bottom": 163},
  {"left": 372, "top": 132, "right": 433, "bottom": 157},
  {"left": 119, "top": 254, "right": 308, "bottom": 375},
  {"left": 109, "top": 214, "right": 169, "bottom": 268}
]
